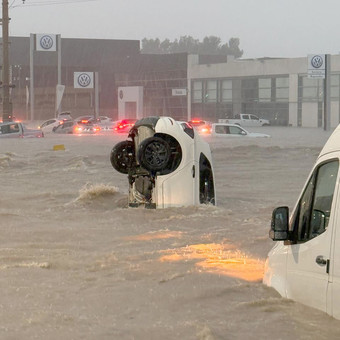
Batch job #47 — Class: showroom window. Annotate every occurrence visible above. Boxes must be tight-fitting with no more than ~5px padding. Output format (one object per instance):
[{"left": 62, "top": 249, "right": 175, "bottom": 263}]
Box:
[
  {"left": 258, "top": 78, "right": 271, "bottom": 102},
  {"left": 331, "top": 74, "right": 340, "bottom": 99},
  {"left": 221, "top": 79, "right": 232, "bottom": 102},
  {"left": 300, "top": 76, "right": 323, "bottom": 101},
  {"left": 276, "top": 77, "right": 289, "bottom": 102},
  {"left": 193, "top": 81, "right": 203, "bottom": 103},
  {"left": 205, "top": 80, "right": 217, "bottom": 102}
]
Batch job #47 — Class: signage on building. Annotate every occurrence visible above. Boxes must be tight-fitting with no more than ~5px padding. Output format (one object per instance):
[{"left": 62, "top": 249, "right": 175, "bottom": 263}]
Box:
[
  {"left": 74, "top": 72, "right": 94, "bottom": 89},
  {"left": 307, "top": 54, "right": 326, "bottom": 78},
  {"left": 36, "top": 34, "right": 57, "bottom": 52},
  {"left": 172, "top": 88, "right": 187, "bottom": 96}
]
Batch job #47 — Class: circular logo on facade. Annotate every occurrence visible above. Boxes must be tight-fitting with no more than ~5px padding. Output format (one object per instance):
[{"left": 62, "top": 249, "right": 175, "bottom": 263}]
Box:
[
  {"left": 77, "top": 73, "right": 91, "bottom": 87},
  {"left": 119, "top": 90, "right": 124, "bottom": 100},
  {"left": 311, "top": 55, "right": 323, "bottom": 69},
  {"left": 40, "top": 35, "right": 54, "bottom": 50}
]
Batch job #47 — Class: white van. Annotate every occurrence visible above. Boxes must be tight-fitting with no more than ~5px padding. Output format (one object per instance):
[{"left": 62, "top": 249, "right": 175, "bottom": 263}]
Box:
[{"left": 263, "top": 125, "right": 340, "bottom": 319}]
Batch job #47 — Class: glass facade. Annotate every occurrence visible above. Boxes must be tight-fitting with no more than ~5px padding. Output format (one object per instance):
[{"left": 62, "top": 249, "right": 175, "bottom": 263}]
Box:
[{"left": 191, "top": 75, "right": 290, "bottom": 125}]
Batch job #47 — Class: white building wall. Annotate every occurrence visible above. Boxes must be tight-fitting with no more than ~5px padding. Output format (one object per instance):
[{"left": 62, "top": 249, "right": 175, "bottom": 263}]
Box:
[{"left": 117, "top": 86, "right": 143, "bottom": 119}]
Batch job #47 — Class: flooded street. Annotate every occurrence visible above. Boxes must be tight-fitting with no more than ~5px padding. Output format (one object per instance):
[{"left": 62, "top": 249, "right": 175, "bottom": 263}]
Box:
[{"left": 1, "top": 126, "right": 340, "bottom": 339}]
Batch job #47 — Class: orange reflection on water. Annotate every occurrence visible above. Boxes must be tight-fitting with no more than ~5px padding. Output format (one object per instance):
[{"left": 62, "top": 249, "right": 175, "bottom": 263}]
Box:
[
  {"left": 125, "top": 230, "right": 183, "bottom": 241},
  {"left": 160, "top": 243, "right": 265, "bottom": 282}
]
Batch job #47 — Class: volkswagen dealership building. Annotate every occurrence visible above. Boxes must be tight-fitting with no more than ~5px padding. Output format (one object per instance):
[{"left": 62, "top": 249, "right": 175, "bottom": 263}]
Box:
[{"left": 3, "top": 36, "right": 340, "bottom": 127}]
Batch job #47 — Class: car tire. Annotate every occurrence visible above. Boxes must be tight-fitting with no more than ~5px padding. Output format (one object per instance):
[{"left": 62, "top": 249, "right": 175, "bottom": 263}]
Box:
[
  {"left": 200, "top": 167, "right": 215, "bottom": 205},
  {"left": 110, "top": 140, "right": 136, "bottom": 174},
  {"left": 137, "top": 136, "right": 171, "bottom": 172}
]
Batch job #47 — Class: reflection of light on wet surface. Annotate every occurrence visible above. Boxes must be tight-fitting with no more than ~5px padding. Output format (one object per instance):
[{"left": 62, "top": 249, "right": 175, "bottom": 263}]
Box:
[
  {"left": 125, "top": 230, "right": 183, "bottom": 241},
  {"left": 160, "top": 243, "right": 265, "bottom": 282}
]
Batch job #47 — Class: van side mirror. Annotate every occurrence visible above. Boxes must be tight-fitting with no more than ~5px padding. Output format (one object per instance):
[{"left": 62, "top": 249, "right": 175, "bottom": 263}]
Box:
[{"left": 269, "top": 206, "right": 289, "bottom": 241}]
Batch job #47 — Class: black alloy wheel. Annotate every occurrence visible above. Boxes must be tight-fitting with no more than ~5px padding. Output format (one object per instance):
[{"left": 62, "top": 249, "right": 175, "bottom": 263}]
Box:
[
  {"left": 137, "top": 137, "right": 171, "bottom": 172},
  {"left": 110, "top": 140, "right": 136, "bottom": 174}
]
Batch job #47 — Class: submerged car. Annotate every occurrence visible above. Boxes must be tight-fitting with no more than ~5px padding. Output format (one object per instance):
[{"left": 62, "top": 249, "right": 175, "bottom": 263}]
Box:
[
  {"left": 211, "top": 123, "right": 270, "bottom": 138},
  {"left": 110, "top": 116, "right": 216, "bottom": 208},
  {"left": 0, "top": 121, "right": 44, "bottom": 138},
  {"left": 53, "top": 120, "right": 100, "bottom": 134},
  {"left": 188, "top": 119, "right": 212, "bottom": 134},
  {"left": 113, "top": 119, "right": 137, "bottom": 133},
  {"left": 38, "top": 118, "right": 71, "bottom": 133}
]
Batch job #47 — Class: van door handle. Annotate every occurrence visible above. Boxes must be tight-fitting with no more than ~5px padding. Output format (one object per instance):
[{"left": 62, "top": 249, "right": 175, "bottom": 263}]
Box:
[{"left": 316, "top": 255, "right": 327, "bottom": 266}]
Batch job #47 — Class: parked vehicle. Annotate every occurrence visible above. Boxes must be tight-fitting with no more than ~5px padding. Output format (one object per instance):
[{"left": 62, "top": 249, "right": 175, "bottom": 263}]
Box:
[
  {"left": 264, "top": 123, "right": 340, "bottom": 319},
  {"left": 113, "top": 119, "right": 137, "bottom": 133},
  {"left": 211, "top": 123, "right": 270, "bottom": 138},
  {"left": 0, "top": 121, "right": 44, "bottom": 138},
  {"left": 38, "top": 118, "right": 70, "bottom": 133},
  {"left": 110, "top": 116, "right": 216, "bottom": 208},
  {"left": 57, "top": 111, "right": 73, "bottom": 121},
  {"left": 188, "top": 119, "right": 212, "bottom": 134},
  {"left": 219, "top": 114, "right": 270, "bottom": 127},
  {"left": 53, "top": 120, "right": 100, "bottom": 134}
]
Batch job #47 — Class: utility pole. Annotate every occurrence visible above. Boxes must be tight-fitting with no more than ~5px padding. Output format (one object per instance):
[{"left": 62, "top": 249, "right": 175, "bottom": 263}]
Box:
[{"left": 2, "top": 0, "right": 12, "bottom": 121}]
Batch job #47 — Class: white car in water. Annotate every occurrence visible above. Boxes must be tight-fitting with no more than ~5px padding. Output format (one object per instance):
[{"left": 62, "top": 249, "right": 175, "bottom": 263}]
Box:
[
  {"left": 211, "top": 123, "right": 270, "bottom": 138},
  {"left": 38, "top": 118, "right": 71, "bottom": 133},
  {"left": 110, "top": 116, "right": 216, "bottom": 209}
]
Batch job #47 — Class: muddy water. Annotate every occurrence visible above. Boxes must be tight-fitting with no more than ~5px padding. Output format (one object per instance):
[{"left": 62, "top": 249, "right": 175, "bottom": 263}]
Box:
[{"left": 0, "top": 127, "right": 339, "bottom": 339}]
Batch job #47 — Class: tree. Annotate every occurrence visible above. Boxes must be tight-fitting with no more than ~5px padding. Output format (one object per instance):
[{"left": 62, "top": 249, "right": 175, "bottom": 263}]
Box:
[{"left": 141, "top": 35, "right": 243, "bottom": 58}]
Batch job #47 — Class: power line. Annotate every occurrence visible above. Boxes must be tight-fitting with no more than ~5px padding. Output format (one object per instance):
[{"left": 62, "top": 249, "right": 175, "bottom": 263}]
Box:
[{"left": 11, "top": 0, "right": 100, "bottom": 8}]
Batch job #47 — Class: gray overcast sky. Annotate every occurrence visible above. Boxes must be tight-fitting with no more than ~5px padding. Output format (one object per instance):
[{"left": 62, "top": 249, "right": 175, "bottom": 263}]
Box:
[{"left": 4, "top": 0, "right": 340, "bottom": 58}]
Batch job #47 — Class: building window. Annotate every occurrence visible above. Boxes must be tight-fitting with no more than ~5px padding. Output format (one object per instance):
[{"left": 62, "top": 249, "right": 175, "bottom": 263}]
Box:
[
  {"left": 258, "top": 78, "right": 271, "bottom": 102},
  {"left": 221, "top": 79, "right": 232, "bottom": 102},
  {"left": 331, "top": 74, "right": 340, "bottom": 99},
  {"left": 205, "top": 80, "right": 217, "bottom": 102},
  {"left": 193, "top": 81, "right": 203, "bottom": 103},
  {"left": 301, "top": 76, "right": 323, "bottom": 101},
  {"left": 276, "top": 77, "right": 289, "bottom": 102}
]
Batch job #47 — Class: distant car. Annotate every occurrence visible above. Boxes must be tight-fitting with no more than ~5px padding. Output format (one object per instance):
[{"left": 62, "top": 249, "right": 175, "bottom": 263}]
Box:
[
  {"left": 219, "top": 114, "right": 270, "bottom": 127},
  {"left": 53, "top": 120, "right": 100, "bottom": 134},
  {"left": 38, "top": 118, "right": 70, "bottom": 133},
  {"left": 90, "top": 116, "right": 115, "bottom": 130},
  {"left": 57, "top": 111, "right": 73, "bottom": 121},
  {"left": 0, "top": 121, "right": 44, "bottom": 138},
  {"left": 110, "top": 116, "right": 216, "bottom": 208},
  {"left": 188, "top": 119, "right": 212, "bottom": 134},
  {"left": 211, "top": 123, "right": 270, "bottom": 138},
  {"left": 113, "top": 119, "right": 137, "bottom": 133}
]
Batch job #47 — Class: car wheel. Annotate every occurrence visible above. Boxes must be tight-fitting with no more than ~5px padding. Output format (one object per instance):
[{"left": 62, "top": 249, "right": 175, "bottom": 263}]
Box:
[
  {"left": 110, "top": 140, "right": 136, "bottom": 174},
  {"left": 137, "top": 136, "right": 171, "bottom": 172},
  {"left": 200, "top": 168, "right": 215, "bottom": 205}
]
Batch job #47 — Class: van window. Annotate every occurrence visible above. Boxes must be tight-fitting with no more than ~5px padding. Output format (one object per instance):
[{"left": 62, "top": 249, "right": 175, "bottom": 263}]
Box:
[{"left": 291, "top": 160, "right": 339, "bottom": 242}]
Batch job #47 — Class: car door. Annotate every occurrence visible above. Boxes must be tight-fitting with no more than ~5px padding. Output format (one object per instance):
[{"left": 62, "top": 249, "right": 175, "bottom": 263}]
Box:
[
  {"left": 250, "top": 115, "right": 261, "bottom": 127},
  {"left": 241, "top": 114, "right": 250, "bottom": 126},
  {"left": 229, "top": 126, "right": 246, "bottom": 137},
  {"left": 286, "top": 157, "right": 339, "bottom": 312}
]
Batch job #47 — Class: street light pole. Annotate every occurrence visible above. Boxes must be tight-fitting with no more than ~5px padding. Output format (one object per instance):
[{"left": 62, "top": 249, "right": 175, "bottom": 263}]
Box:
[{"left": 2, "top": 0, "right": 12, "bottom": 121}]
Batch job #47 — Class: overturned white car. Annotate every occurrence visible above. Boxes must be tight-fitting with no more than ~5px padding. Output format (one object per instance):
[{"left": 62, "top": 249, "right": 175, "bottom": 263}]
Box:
[{"left": 110, "top": 116, "right": 216, "bottom": 208}]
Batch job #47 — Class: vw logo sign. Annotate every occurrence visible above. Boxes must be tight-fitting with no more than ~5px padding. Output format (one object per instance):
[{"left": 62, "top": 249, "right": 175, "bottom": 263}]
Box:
[
  {"left": 311, "top": 55, "right": 323, "bottom": 69},
  {"left": 77, "top": 73, "right": 91, "bottom": 87},
  {"left": 40, "top": 35, "right": 54, "bottom": 50}
]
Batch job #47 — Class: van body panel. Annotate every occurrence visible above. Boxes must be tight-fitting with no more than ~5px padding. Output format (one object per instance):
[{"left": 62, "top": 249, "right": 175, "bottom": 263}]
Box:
[
  {"left": 263, "top": 242, "right": 288, "bottom": 297},
  {"left": 286, "top": 231, "right": 332, "bottom": 312},
  {"left": 264, "top": 140, "right": 340, "bottom": 318}
]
